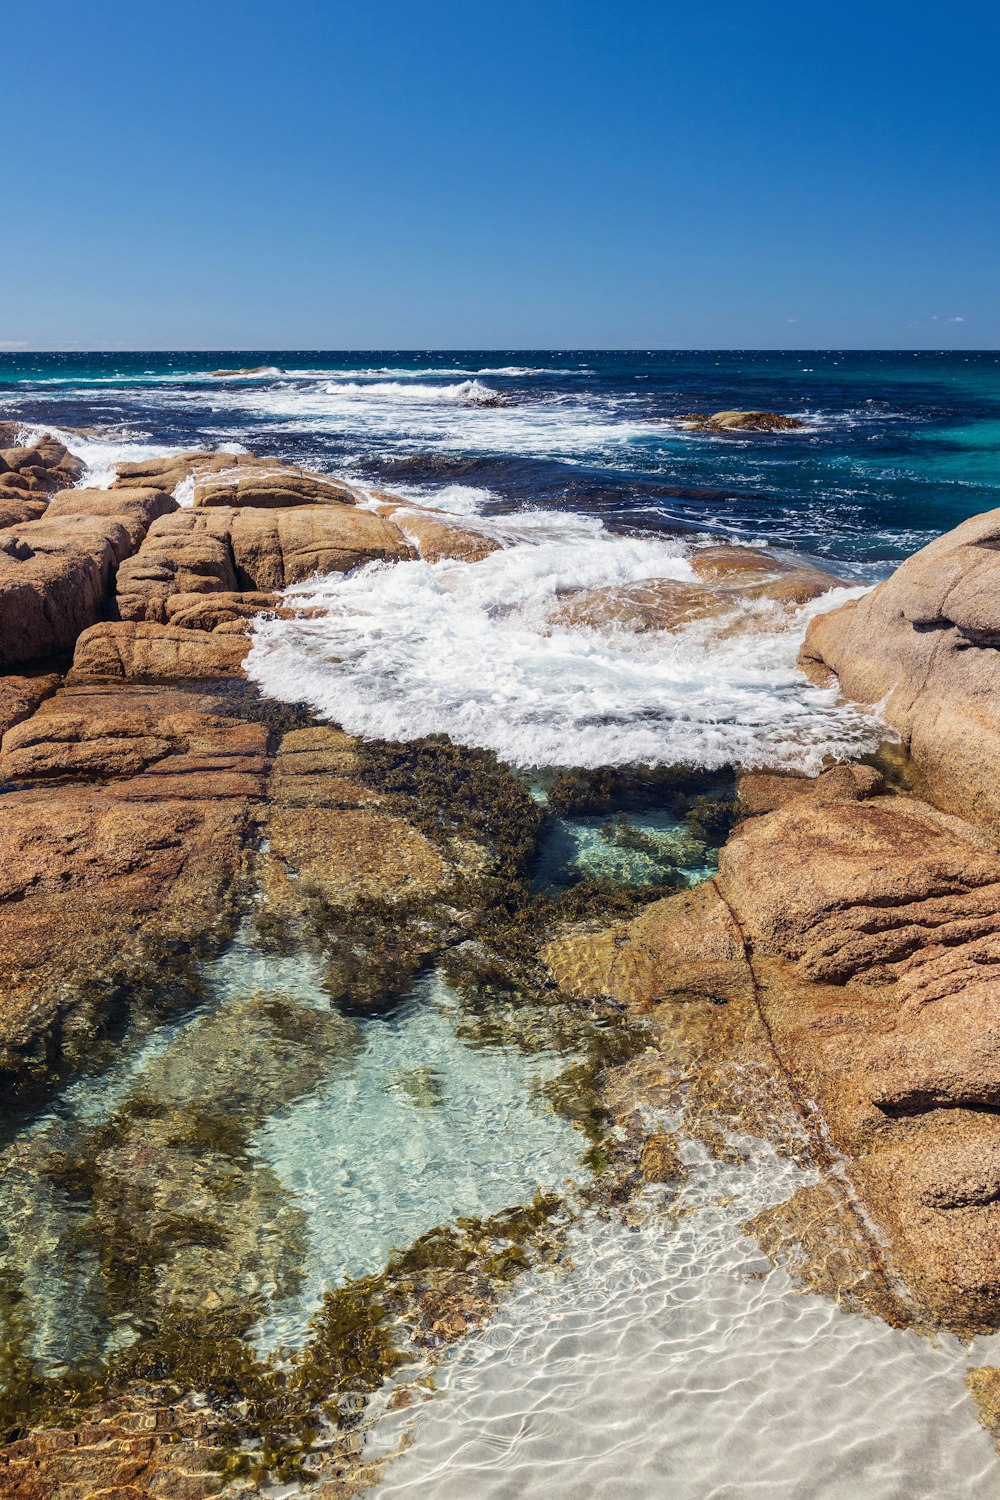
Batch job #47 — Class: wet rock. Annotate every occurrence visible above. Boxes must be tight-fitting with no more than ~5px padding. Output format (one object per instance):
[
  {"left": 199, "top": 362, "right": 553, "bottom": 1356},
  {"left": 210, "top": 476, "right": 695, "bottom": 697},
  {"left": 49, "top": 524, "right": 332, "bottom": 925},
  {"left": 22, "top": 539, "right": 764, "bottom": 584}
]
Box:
[
  {"left": 800, "top": 507, "right": 1000, "bottom": 832},
  {"left": 547, "top": 775, "right": 1000, "bottom": 1333},
  {"left": 209, "top": 364, "right": 285, "bottom": 375},
  {"left": 372, "top": 497, "right": 507, "bottom": 563},
  {"left": 0, "top": 1397, "right": 242, "bottom": 1500},
  {"left": 549, "top": 547, "right": 846, "bottom": 636},
  {"left": 542, "top": 881, "right": 749, "bottom": 1011},
  {"left": 0, "top": 784, "right": 253, "bottom": 1079},
  {"left": 263, "top": 805, "right": 449, "bottom": 914},
  {"left": 640, "top": 1132, "right": 688, "bottom": 1184},
  {"left": 680, "top": 410, "right": 805, "bottom": 432},
  {"left": 549, "top": 577, "right": 725, "bottom": 633},
  {"left": 69, "top": 620, "right": 251, "bottom": 681}
]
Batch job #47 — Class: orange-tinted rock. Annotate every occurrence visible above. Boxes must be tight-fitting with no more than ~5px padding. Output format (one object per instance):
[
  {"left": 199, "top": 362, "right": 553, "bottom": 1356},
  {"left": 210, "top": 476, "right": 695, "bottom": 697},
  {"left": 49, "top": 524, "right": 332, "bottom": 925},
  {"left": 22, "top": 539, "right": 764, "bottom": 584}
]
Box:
[
  {"left": 195, "top": 463, "right": 359, "bottom": 509},
  {"left": 550, "top": 577, "right": 725, "bottom": 633},
  {"left": 0, "top": 495, "right": 46, "bottom": 528},
  {"left": 115, "top": 509, "right": 239, "bottom": 621},
  {"left": 373, "top": 499, "right": 508, "bottom": 563},
  {"left": 0, "top": 514, "right": 136, "bottom": 667},
  {"left": 45, "top": 484, "right": 177, "bottom": 548},
  {"left": 162, "top": 589, "right": 279, "bottom": 632},
  {"left": 799, "top": 508, "right": 1000, "bottom": 832},
  {"left": 681, "top": 410, "right": 805, "bottom": 433},
  {"left": 0, "top": 671, "right": 59, "bottom": 738},
  {"left": 737, "top": 763, "right": 883, "bottom": 816},
  {"left": 69, "top": 621, "right": 250, "bottom": 682},
  {"left": 229, "top": 503, "right": 410, "bottom": 588}
]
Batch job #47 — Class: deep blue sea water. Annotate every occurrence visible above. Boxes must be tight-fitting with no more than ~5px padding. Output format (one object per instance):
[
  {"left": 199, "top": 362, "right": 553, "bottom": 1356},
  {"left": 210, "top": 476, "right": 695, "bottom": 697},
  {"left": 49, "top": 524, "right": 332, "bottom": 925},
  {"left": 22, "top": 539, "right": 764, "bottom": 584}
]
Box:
[{"left": 3, "top": 349, "right": 999, "bottom": 580}]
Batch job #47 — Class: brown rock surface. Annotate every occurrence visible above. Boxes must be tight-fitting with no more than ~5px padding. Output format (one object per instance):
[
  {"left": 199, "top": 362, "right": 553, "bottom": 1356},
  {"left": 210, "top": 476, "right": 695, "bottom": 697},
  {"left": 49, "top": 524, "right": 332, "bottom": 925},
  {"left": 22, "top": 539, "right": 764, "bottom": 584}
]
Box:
[
  {"left": 164, "top": 589, "right": 280, "bottom": 631},
  {"left": 0, "top": 513, "right": 137, "bottom": 667},
  {"left": 115, "top": 508, "right": 239, "bottom": 621},
  {"left": 800, "top": 508, "right": 1000, "bottom": 832},
  {"left": 0, "top": 682, "right": 268, "bottom": 1077},
  {"left": 116, "top": 502, "right": 408, "bottom": 621},
  {"left": 45, "top": 483, "right": 177, "bottom": 547},
  {"left": 550, "top": 578, "right": 725, "bottom": 633},
  {"left": 0, "top": 671, "right": 59, "bottom": 738},
  {"left": 374, "top": 498, "right": 508, "bottom": 563},
  {"left": 545, "top": 774, "right": 1000, "bottom": 1333},
  {"left": 0, "top": 495, "right": 46, "bottom": 528},
  {"left": 681, "top": 409, "right": 805, "bottom": 432},
  {"left": 69, "top": 621, "right": 251, "bottom": 681},
  {"left": 736, "top": 763, "right": 883, "bottom": 816},
  {"left": 548, "top": 547, "right": 846, "bottom": 635},
  {"left": 195, "top": 462, "right": 359, "bottom": 509},
  {"left": 228, "top": 502, "right": 410, "bottom": 588}
]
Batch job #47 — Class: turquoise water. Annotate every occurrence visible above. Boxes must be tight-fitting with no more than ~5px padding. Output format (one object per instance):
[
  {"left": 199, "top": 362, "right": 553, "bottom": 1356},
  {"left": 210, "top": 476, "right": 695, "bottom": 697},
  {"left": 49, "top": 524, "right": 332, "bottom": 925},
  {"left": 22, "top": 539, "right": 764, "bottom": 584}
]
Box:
[{"left": 0, "top": 930, "right": 585, "bottom": 1373}]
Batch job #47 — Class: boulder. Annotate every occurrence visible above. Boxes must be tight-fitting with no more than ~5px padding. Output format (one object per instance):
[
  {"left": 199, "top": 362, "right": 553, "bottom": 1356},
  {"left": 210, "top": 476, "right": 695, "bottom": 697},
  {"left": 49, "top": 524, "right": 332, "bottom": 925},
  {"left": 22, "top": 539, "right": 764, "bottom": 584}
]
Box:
[
  {"left": 194, "top": 464, "right": 360, "bottom": 509},
  {"left": 115, "top": 509, "right": 239, "bottom": 621},
  {"left": 680, "top": 410, "right": 805, "bottom": 433},
  {"left": 115, "top": 503, "right": 409, "bottom": 621},
  {"left": 45, "top": 485, "right": 177, "bottom": 549},
  {"left": 800, "top": 507, "right": 1000, "bottom": 832},
  {"left": 545, "top": 775, "right": 1000, "bottom": 1333},
  {"left": 0, "top": 514, "right": 137, "bottom": 667},
  {"left": 69, "top": 622, "right": 250, "bottom": 682},
  {"left": 228, "top": 503, "right": 409, "bottom": 588}
]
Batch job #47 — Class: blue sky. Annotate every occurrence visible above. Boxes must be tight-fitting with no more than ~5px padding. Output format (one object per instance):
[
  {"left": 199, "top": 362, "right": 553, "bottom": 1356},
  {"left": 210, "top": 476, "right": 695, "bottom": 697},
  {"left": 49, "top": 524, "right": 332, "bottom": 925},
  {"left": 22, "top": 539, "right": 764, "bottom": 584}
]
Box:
[{"left": 2, "top": 0, "right": 997, "bottom": 349}]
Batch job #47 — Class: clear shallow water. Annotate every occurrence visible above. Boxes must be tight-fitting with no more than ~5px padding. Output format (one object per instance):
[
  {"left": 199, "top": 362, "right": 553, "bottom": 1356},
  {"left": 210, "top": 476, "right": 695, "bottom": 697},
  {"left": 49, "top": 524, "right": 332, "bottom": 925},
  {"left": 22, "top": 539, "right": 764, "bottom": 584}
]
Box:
[
  {"left": 369, "top": 1139, "right": 1000, "bottom": 1500},
  {"left": 0, "top": 931, "right": 585, "bottom": 1372},
  {"left": 534, "top": 809, "right": 718, "bottom": 891}
]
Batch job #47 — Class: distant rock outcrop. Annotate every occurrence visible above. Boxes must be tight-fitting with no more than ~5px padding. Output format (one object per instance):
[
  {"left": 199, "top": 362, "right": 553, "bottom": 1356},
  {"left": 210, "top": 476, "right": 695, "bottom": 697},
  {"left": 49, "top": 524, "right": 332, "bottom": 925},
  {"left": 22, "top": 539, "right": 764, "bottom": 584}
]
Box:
[{"left": 680, "top": 409, "right": 805, "bottom": 432}]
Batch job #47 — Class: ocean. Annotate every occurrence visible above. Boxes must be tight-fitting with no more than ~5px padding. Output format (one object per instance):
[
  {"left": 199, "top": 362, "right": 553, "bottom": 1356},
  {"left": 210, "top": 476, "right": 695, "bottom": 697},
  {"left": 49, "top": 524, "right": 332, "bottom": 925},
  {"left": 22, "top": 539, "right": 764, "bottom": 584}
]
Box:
[{"left": 4, "top": 349, "right": 999, "bottom": 769}]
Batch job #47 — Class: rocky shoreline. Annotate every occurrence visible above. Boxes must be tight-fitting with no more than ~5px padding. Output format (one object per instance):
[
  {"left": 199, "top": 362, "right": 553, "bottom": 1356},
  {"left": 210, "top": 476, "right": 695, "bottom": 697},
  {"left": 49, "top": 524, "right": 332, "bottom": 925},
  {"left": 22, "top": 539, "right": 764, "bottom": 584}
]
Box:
[{"left": 2, "top": 426, "right": 1000, "bottom": 1490}]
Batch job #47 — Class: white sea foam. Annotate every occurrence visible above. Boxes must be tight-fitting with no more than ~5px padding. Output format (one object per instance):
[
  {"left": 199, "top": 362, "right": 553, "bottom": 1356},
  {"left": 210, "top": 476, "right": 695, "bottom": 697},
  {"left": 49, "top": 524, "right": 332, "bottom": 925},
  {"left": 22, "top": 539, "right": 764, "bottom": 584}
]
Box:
[
  {"left": 20, "top": 424, "right": 245, "bottom": 490},
  {"left": 246, "top": 517, "right": 879, "bottom": 772},
  {"left": 321, "top": 378, "right": 508, "bottom": 407}
]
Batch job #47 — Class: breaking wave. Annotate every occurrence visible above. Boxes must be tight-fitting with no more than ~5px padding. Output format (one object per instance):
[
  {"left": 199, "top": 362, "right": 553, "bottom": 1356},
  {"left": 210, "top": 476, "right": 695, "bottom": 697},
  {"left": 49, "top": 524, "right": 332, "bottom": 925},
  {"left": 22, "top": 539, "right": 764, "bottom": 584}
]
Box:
[{"left": 247, "top": 514, "right": 878, "bottom": 772}]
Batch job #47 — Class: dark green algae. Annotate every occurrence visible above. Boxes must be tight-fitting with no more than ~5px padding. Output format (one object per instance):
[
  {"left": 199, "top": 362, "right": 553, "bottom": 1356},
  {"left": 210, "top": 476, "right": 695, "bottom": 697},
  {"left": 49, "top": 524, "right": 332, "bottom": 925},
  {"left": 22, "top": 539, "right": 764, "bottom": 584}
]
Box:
[{"left": 0, "top": 728, "right": 734, "bottom": 1484}]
